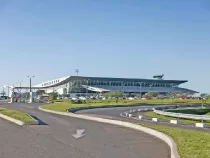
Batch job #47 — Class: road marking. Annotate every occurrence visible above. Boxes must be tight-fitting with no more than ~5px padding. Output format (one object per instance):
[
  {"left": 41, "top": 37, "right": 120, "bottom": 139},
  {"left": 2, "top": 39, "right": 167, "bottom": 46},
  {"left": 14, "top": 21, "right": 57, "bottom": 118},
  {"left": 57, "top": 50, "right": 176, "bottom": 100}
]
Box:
[{"left": 72, "top": 129, "right": 86, "bottom": 139}]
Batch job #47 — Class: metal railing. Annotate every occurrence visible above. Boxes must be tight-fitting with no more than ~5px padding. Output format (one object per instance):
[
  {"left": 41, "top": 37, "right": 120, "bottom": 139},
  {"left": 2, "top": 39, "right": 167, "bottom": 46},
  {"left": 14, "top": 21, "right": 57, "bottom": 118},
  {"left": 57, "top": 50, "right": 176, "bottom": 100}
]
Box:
[{"left": 153, "top": 106, "right": 210, "bottom": 121}]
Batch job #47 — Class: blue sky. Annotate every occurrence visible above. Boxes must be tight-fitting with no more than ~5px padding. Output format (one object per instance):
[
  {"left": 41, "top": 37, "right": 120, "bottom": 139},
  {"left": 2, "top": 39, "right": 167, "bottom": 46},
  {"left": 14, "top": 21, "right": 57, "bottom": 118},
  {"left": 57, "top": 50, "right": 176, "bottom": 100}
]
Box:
[{"left": 0, "top": 0, "right": 210, "bottom": 93}]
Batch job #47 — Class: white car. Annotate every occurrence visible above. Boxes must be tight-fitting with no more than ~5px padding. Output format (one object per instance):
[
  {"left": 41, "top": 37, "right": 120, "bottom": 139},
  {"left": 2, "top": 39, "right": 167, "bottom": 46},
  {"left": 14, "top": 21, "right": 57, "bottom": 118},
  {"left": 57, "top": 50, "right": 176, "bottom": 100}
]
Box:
[
  {"left": 71, "top": 97, "right": 78, "bottom": 101},
  {"left": 57, "top": 97, "right": 62, "bottom": 100},
  {"left": 128, "top": 97, "right": 135, "bottom": 100},
  {"left": 79, "top": 96, "right": 86, "bottom": 100}
]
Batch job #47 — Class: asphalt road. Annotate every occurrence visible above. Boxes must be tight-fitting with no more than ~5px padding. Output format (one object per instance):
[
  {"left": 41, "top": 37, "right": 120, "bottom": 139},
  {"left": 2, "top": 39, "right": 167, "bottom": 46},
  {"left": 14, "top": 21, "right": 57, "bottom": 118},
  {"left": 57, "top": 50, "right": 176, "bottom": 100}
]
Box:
[
  {"left": 0, "top": 102, "right": 170, "bottom": 158},
  {"left": 76, "top": 105, "right": 158, "bottom": 117},
  {"left": 77, "top": 104, "right": 210, "bottom": 132}
]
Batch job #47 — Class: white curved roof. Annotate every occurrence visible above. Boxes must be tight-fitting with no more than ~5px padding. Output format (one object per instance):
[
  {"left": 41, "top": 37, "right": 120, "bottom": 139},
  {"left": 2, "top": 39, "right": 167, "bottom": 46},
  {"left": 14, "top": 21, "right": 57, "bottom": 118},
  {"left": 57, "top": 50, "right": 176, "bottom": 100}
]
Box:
[{"left": 34, "top": 76, "right": 70, "bottom": 88}]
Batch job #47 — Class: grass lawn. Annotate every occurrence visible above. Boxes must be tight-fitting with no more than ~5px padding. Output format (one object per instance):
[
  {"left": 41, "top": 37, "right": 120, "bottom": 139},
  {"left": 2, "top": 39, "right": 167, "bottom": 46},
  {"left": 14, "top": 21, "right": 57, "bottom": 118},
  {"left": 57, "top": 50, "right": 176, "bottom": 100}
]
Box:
[
  {"left": 41, "top": 99, "right": 202, "bottom": 112},
  {"left": 0, "top": 107, "right": 35, "bottom": 122},
  {"left": 144, "top": 111, "right": 210, "bottom": 125},
  {"left": 206, "top": 112, "right": 210, "bottom": 115},
  {"left": 139, "top": 123, "right": 210, "bottom": 158}
]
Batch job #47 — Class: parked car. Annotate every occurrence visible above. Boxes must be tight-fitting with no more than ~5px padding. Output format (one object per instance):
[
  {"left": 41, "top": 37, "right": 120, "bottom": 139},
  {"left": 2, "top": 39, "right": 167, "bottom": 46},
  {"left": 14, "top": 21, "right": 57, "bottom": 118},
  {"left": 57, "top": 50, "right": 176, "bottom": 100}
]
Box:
[
  {"left": 128, "top": 97, "right": 135, "bottom": 100},
  {"left": 79, "top": 96, "right": 86, "bottom": 100}
]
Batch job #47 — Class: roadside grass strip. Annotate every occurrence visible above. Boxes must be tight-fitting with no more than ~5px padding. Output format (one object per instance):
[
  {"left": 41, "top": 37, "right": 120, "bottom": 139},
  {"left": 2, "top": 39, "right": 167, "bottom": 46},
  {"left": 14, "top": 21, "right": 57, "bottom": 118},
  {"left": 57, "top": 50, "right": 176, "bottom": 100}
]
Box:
[
  {"left": 139, "top": 123, "right": 210, "bottom": 158},
  {"left": 41, "top": 99, "right": 202, "bottom": 112},
  {"left": 0, "top": 107, "right": 36, "bottom": 124},
  {"left": 144, "top": 111, "right": 210, "bottom": 125}
]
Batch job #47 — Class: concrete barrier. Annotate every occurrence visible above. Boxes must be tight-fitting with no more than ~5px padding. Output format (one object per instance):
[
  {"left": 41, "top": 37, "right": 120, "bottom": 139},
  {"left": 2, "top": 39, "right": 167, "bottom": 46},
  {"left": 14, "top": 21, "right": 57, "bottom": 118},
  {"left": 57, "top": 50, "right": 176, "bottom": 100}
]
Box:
[
  {"left": 170, "top": 120, "right": 179, "bottom": 124},
  {"left": 39, "top": 107, "right": 180, "bottom": 158},
  {"left": 153, "top": 106, "right": 210, "bottom": 121},
  {"left": 195, "top": 123, "right": 206, "bottom": 128},
  {"left": 128, "top": 114, "right": 132, "bottom": 118},
  {"left": 152, "top": 118, "right": 159, "bottom": 122},
  {"left": 138, "top": 115, "right": 143, "bottom": 119}
]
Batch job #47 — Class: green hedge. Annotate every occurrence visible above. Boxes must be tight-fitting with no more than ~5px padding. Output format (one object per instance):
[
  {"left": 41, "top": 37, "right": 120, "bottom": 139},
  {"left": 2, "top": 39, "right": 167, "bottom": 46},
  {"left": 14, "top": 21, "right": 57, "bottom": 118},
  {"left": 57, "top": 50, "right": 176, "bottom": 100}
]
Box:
[{"left": 166, "top": 108, "right": 210, "bottom": 115}]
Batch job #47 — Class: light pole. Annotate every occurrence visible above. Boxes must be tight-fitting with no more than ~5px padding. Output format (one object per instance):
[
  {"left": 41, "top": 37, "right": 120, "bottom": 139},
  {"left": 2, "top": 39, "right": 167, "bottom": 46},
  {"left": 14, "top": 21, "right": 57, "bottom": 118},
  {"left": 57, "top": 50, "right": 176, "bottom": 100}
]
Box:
[
  {"left": 170, "top": 84, "right": 174, "bottom": 103},
  {"left": 75, "top": 69, "right": 79, "bottom": 76},
  {"left": 7, "top": 85, "right": 9, "bottom": 99},
  {"left": 2, "top": 86, "right": 5, "bottom": 97},
  {"left": 122, "top": 83, "right": 126, "bottom": 98},
  {"left": 86, "top": 79, "right": 90, "bottom": 97},
  {"left": 27, "top": 76, "right": 35, "bottom": 92},
  {"left": 138, "top": 82, "right": 143, "bottom": 99},
  {"left": 17, "top": 80, "right": 23, "bottom": 102}
]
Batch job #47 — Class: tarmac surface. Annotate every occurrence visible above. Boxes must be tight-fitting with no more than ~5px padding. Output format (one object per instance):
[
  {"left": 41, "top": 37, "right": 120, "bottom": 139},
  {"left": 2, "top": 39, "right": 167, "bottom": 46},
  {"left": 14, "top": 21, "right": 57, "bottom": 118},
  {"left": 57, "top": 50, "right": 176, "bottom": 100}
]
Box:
[
  {"left": 0, "top": 102, "right": 170, "bottom": 158},
  {"left": 77, "top": 104, "right": 210, "bottom": 132}
]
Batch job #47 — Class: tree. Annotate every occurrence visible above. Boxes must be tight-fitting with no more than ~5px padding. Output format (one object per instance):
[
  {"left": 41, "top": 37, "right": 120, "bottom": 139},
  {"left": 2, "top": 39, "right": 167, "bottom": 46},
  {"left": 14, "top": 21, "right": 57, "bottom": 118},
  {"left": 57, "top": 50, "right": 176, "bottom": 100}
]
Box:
[
  {"left": 114, "top": 91, "right": 123, "bottom": 98},
  {"left": 144, "top": 91, "right": 158, "bottom": 98},
  {"left": 49, "top": 92, "right": 58, "bottom": 102},
  {"left": 103, "top": 92, "right": 110, "bottom": 99},
  {"left": 200, "top": 93, "right": 208, "bottom": 99},
  {"left": 104, "top": 91, "right": 123, "bottom": 99},
  {"left": 36, "top": 90, "right": 45, "bottom": 96},
  {"left": 0, "top": 91, "right": 6, "bottom": 96},
  {"left": 62, "top": 88, "right": 67, "bottom": 97},
  {"left": 68, "top": 87, "right": 72, "bottom": 93},
  {"left": 93, "top": 93, "right": 98, "bottom": 97},
  {"left": 200, "top": 94, "right": 210, "bottom": 107}
]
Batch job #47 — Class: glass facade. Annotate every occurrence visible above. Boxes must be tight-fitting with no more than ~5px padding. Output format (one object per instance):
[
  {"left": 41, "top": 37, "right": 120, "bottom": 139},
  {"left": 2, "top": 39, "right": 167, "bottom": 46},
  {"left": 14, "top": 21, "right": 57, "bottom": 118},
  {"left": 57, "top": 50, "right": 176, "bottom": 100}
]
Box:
[{"left": 69, "top": 78, "right": 179, "bottom": 93}]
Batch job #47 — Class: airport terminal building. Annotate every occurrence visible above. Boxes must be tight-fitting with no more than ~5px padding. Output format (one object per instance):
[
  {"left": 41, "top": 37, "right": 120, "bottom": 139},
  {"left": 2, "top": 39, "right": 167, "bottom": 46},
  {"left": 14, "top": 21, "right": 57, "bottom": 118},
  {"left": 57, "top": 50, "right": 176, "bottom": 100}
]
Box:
[{"left": 32, "top": 75, "right": 197, "bottom": 96}]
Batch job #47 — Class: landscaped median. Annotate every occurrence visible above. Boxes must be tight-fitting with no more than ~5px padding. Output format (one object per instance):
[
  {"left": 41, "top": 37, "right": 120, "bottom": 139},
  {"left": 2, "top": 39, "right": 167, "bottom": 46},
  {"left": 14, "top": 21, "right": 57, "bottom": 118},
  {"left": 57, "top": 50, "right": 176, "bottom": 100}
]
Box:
[
  {"left": 0, "top": 107, "right": 38, "bottom": 125},
  {"left": 41, "top": 99, "right": 202, "bottom": 112},
  {"left": 139, "top": 123, "right": 210, "bottom": 158}
]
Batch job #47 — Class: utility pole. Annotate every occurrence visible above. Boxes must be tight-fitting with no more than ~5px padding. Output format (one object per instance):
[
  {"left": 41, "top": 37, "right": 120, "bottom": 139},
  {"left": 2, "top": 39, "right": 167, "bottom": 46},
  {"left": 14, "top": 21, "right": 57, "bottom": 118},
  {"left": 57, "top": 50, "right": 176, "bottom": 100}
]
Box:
[
  {"left": 138, "top": 82, "right": 143, "bottom": 99},
  {"left": 27, "top": 76, "right": 35, "bottom": 92},
  {"left": 3, "top": 86, "right": 5, "bottom": 97},
  {"left": 17, "top": 80, "right": 23, "bottom": 102},
  {"left": 122, "top": 82, "right": 126, "bottom": 98},
  {"left": 86, "top": 79, "right": 90, "bottom": 97},
  {"left": 27, "top": 76, "right": 35, "bottom": 103},
  {"left": 7, "top": 85, "right": 9, "bottom": 99}
]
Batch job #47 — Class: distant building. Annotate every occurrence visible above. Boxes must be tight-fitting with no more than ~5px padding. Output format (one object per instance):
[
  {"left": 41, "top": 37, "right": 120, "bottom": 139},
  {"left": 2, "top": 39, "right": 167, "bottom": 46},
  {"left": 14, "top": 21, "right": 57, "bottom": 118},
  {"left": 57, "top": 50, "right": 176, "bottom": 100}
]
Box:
[{"left": 32, "top": 75, "right": 198, "bottom": 96}]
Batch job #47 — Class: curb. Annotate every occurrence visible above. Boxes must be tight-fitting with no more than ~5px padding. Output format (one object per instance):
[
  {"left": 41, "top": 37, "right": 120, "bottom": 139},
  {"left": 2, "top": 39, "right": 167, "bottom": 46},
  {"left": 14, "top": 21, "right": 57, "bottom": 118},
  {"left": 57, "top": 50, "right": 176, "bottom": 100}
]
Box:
[
  {"left": 39, "top": 106, "right": 180, "bottom": 158},
  {"left": 0, "top": 113, "right": 39, "bottom": 126},
  {"left": 25, "top": 113, "right": 39, "bottom": 125}
]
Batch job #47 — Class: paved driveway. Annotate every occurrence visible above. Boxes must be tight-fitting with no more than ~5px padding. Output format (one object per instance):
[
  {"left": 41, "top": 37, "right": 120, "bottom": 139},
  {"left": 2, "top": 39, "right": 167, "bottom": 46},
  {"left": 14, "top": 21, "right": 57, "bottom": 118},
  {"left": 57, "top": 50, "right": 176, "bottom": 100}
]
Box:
[{"left": 0, "top": 103, "right": 170, "bottom": 158}]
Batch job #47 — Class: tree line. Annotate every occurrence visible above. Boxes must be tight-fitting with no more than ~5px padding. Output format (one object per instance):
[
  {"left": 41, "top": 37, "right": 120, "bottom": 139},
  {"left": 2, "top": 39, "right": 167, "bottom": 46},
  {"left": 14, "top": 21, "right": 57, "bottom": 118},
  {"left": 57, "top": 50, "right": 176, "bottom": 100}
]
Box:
[{"left": 36, "top": 89, "right": 210, "bottom": 100}]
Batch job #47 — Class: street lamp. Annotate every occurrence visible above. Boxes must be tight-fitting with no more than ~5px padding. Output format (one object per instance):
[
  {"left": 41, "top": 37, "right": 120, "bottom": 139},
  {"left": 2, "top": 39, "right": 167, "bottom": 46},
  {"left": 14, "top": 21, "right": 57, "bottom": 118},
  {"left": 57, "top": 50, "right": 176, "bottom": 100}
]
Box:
[
  {"left": 75, "top": 69, "right": 79, "bottom": 76},
  {"left": 17, "top": 80, "right": 23, "bottom": 102},
  {"left": 138, "top": 82, "right": 143, "bottom": 99},
  {"left": 27, "top": 76, "right": 35, "bottom": 92},
  {"left": 6, "top": 85, "right": 10, "bottom": 99},
  {"left": 122, "top": 82, "right": 126, "bottom": 98},
  {"left": 86, "top": 79, "right": 90, "bottom": 97}
]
